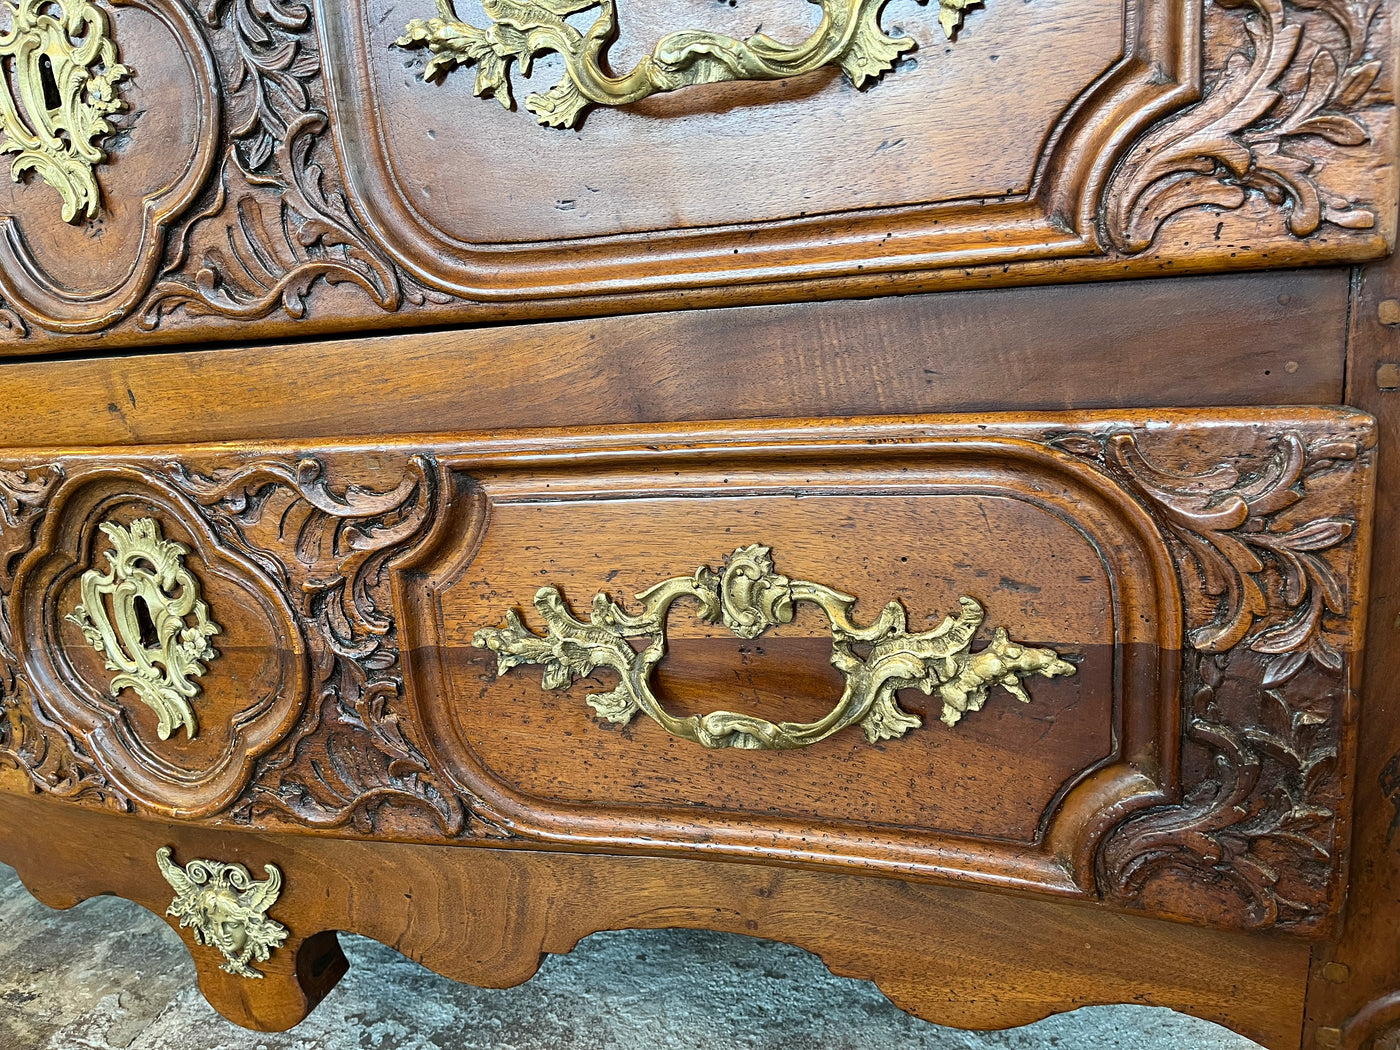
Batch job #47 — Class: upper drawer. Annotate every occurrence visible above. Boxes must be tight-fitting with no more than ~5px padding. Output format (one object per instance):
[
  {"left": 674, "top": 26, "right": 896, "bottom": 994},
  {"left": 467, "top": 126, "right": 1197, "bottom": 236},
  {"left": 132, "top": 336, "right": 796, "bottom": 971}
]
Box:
[{"left": 0, "top": 0, "right": 1392, "bottom": 353}]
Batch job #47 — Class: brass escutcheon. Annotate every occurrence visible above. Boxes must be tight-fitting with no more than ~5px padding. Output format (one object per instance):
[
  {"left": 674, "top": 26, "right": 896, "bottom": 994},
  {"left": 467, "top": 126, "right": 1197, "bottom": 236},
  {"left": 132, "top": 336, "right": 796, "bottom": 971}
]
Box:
[
  {"left": 0, "top": 0, "right": 128, "bottom": 221},
  {"left": 67, "top": 518, "right": 221, "bottom": 741}
]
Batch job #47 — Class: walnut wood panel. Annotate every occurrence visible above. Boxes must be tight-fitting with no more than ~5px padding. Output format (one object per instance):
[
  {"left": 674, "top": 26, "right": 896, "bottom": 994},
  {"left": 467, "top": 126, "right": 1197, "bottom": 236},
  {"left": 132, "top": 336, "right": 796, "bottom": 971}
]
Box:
[
  {"left": 0, "top": 0, "right": 1389, "bottom": 353},
  {"left": 327, "top": 0, "right": 1394, "bottom": 305},
  {"left": 0, "top": 788, "right": 1314, "bottom": 1045},
  {"left": 0, "top": 270, "right": 1351, "bottom": 440},
  {"left": 0, "top": 409, "right": 1377, "bottom": 940},
  {"left": 402, "top": 434, "right": 1176, "bottom": 902}
]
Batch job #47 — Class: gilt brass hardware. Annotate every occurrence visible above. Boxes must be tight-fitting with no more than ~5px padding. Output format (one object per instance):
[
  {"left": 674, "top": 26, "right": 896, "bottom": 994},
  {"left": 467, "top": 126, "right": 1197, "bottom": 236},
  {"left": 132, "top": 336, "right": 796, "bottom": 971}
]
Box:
[
  {"left": 67, "top": 518, "right": 221, "bottom": 741},
  {"left": 475, "top": 544, "right": 1075, "bottom": 750},
  {"left": 156, "top": 847, "right": 288, "bottom": 979},
  {"left": 0, "top": 0, "right": 128, "bottom": 222},
  {"left": 397, "top": 0, "right": 979, "bottom": 130}
]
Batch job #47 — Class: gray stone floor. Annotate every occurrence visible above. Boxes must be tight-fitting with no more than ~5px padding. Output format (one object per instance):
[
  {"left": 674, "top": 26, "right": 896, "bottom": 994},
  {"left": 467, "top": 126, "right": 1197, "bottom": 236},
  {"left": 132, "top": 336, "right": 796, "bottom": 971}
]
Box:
[{"left": 0, "top": 862, "right": 1265, "bottom": 1050}]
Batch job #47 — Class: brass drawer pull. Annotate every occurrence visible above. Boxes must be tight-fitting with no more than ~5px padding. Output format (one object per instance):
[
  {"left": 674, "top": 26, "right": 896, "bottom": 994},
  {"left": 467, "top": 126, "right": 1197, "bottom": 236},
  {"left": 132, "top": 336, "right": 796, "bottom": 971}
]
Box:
[
  {"left": 397, "top": 0, "right": 977, "bottom": 130},
  {"left": 475, "top": 544, "right": 1075, "bottom": 750}
]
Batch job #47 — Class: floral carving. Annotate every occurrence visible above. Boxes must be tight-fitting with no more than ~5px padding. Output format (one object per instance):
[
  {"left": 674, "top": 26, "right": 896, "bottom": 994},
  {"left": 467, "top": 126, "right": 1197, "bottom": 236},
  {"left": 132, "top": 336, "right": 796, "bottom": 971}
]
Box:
[
  {"left": 1103, "top": 650, "right": 1341, "bottom": 927},
  {"left": 140, "top": 0, "right": 443, "bottom": 328},
  {"left": 1105, "top": 0, "right": 1385, "bottom": 250},
  {"left": 171, "top": 455, "right": 470, "bottom": 836},
  {"left": 1054, "top": 427, "right": 1369, "bottom": 929}
]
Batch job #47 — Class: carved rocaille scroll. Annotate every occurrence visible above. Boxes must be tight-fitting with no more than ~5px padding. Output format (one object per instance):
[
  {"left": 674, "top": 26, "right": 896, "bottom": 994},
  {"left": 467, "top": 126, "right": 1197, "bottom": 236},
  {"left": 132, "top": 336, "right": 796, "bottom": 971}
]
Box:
[
  {"left": 166, "top": 455, "right": 472, "bottom": 837},
  {"left": 0, "top": 414, "right": 1377, "bottom": 936},
  {"left": 1052, "top": 428, "right": 1373, "bottom": 931},
  {"left": 0, "top": 0, "right": 1391, "bottom": 350}
]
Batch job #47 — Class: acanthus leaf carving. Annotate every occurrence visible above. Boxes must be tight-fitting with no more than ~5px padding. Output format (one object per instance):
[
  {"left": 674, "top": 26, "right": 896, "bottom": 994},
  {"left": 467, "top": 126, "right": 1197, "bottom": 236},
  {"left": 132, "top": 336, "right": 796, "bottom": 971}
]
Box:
[
  {"left": 169, "top": 454, "right": 476, "bottom": 837},
  {"left": 1104, "top": 0, "right": 1385, "bottom": 251},
  {"left": 140, "top": 0, "right": 447, "bottom": 330},
  {"left": 1053, "top": 427, "right": 1367, "bottom": 929}
]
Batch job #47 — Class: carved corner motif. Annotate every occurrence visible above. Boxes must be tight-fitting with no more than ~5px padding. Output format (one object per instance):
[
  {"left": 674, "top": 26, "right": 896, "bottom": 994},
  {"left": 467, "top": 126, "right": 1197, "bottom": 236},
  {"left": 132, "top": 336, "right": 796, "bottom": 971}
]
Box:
[
  {"left": 136, "top": 0, "right": 441, "bottom": 332},
  {"left": 395, "top": 0, "right": 979, "bottom": 131},
  {"left": 168, "top": 454, "right": 475, "bottom": 838},
  {"left": 1053, "top": 427, "right": 1371, "bottom": 929},
  {"left": 1104, "top": 0, "right": 1387, "bottom": 251}
]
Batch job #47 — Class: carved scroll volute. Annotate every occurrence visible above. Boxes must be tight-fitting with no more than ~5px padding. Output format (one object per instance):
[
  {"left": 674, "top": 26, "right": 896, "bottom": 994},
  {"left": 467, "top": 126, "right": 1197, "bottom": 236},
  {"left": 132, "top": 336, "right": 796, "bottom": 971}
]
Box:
[{"left": 1103, "top": 0, "right": 1390, "bottom": 251}]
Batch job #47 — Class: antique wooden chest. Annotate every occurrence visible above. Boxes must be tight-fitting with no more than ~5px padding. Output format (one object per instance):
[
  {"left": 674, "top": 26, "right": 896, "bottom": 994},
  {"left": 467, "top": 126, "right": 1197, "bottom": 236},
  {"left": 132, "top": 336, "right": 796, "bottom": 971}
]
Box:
[{"left": 0, "top": 0, "right": 1398, "bottom": 1046}]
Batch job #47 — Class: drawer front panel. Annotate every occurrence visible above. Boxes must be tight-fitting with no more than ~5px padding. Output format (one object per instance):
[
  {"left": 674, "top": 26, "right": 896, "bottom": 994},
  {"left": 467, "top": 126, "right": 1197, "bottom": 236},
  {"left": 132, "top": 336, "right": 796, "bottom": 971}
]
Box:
[
  {"left": 442, "top": 490, "right": 1120, "bottom": 841},
  {"left": 0, "top": 409, "right": 1376, "bottom": 938},
  {"left": 0, "top": 0, "right": 1392, "bottom": 353}
]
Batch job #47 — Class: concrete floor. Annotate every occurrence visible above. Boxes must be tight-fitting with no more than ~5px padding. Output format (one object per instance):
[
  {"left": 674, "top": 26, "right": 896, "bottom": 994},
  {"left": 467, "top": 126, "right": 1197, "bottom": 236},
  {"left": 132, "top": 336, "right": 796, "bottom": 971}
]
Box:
[{"left": 0, "top": 862, "right": 1267, "bottom": 1050}]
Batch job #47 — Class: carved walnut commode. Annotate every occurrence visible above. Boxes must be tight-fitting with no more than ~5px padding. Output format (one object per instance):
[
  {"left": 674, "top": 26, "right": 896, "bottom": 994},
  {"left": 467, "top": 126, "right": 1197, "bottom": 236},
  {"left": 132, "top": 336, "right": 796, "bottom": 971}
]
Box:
[{"left": 0, "top": 0, "right": 1396, "bottom": 1047}]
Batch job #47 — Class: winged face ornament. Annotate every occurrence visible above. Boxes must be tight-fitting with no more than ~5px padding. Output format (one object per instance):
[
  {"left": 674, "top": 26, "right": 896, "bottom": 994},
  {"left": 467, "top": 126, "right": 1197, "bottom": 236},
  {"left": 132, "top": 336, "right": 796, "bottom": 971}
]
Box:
[{"left": 156, "top": 846, "right": 288, "bottom": 979}]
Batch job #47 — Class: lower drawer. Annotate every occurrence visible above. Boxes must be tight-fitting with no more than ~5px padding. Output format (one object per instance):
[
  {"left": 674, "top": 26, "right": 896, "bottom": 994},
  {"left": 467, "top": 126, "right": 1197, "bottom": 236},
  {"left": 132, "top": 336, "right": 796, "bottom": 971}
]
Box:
[{"left": 0, "top": 408, "right": 1375, "bottom": 938}]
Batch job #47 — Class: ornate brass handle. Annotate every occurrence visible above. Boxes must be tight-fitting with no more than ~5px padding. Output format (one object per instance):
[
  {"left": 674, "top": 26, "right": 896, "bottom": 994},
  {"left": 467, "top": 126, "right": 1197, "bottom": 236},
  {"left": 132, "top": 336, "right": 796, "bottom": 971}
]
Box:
[
  {"left": 397, "top": 0, "right": 980, "bottom": 130},
  {"left": 475, "top": 545, "right": 1076, "bottom": 750}
]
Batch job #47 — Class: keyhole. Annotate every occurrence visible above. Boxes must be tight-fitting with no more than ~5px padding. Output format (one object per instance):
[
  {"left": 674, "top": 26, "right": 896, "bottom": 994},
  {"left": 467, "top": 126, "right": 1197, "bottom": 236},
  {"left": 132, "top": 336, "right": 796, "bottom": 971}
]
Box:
[
  {"left": 38, "top": 54, "right": 60, "bottom": 111},
  {"left": 133, "top": 595, "right": 160, "bottom": 650}
]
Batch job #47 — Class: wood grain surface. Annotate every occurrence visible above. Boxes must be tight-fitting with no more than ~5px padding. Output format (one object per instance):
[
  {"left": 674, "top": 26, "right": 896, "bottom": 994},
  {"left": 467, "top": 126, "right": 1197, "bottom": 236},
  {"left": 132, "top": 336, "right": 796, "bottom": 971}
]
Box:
[
  {"left": 0, "top": 269, "right": 1351, "bottom": 446},
  {"left": 0, "top": 788, "right": 1312, "bottom": 1045}
]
